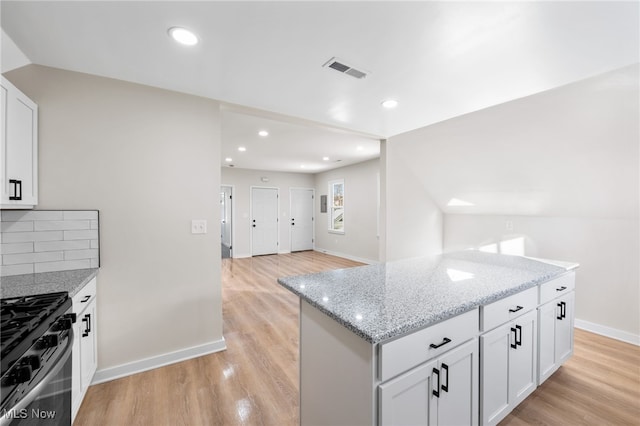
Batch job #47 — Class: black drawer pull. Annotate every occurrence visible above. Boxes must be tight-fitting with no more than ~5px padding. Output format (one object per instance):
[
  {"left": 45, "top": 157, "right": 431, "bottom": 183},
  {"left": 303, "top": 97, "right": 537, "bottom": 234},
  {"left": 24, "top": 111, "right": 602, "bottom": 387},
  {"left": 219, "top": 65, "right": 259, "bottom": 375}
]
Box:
[
  {"left": 429, "top": 337, "right": 451, "bottom": 349},
  {"left": 432, "top": 367, "right": 440, "bottom": 398},
  {"left": 556, "top": 286, "right": 567, "bottom": 292},
  {"left": 81, "top": 295, "right": 91, "bottom": 303},
  {"left": 509, "top": 305, "right": 523, "bottom": 313}
]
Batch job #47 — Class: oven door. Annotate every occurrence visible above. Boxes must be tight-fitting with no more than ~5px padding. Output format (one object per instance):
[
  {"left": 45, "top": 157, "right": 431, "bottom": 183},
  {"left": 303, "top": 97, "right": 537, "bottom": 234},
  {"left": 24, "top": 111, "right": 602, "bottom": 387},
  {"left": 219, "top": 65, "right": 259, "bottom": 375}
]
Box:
[{"left": 1, "top": 330, "right": 73, "bottom": 426}]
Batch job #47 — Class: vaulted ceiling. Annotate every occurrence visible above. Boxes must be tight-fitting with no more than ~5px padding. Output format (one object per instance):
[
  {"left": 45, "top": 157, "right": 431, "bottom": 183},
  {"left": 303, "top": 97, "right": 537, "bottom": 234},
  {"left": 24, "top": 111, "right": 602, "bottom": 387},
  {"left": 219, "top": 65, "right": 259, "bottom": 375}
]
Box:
[{"left": 1, "top": 1, "right": 638, "bottom": 173}]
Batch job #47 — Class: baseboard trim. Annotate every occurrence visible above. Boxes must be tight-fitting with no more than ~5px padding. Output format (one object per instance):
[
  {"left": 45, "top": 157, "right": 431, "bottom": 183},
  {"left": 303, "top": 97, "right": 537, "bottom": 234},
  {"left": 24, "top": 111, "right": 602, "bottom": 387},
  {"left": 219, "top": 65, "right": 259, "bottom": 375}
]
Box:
[
  {"left": 92, "top": 338, "right": 227, "bottom": 385},
  {"left": 314, "top": 248, "right": 377, "bottom": 265},
  {"left": 575, "top": 319, "right": 639, "bottom": 346}
]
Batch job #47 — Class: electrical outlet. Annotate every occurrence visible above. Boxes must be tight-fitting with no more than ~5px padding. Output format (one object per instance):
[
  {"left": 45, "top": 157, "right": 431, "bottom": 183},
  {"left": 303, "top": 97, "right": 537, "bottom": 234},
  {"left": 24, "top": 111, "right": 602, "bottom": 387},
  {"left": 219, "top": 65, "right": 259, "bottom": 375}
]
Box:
[{"left": 191, "top": 220, "right": 207, "bottom": 234}]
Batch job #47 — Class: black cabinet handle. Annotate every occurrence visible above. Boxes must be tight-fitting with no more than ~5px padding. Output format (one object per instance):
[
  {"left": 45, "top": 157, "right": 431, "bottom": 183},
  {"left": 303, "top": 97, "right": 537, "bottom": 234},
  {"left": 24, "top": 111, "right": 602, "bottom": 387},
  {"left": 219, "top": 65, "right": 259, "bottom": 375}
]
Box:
[
  {"left": 81, "top": 295, "right": 91, "bottom": 303},
  {"left": 515, "top": 324, "right": 522, "bottom": 347},
  {"left": 510, "top": 327, "right": 518, "bottom": 349},
  {"left": 557, "top": 301, "right": 567, "bottom": 320},
  {"left": 9, "top": 179, "right": 22, "bottom": 201},
  {"left": 82, "top": 314, "right": 91, "bottom": 337},
  {"left": 556, "top": 286, "right": 567, "bottom": 292},
  {"left": 441, "top": 363, "right": 449, "bottom": 393},
  {"left": 509, "top": 305, "right": 523, "bottom": 313},
  {"left": 429, "top": 337, "right": 451, "bottom": 349},
  {"left": 432, "top": 367, "right": 440, "bottom": 398}
]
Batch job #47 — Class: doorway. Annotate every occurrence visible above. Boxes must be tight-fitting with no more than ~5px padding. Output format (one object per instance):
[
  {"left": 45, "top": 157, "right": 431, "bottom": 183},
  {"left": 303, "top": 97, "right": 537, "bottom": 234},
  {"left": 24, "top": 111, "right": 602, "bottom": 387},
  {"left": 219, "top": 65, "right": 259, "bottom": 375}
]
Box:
[
  {"left": 220, "top": 185, "right": 233, "bottom": 259},
  {"left": 251, "top": 187, "right": 279, "bottom": 256},
  {"left": 290, "top": 188, "right": 314, "bottom": 252}
]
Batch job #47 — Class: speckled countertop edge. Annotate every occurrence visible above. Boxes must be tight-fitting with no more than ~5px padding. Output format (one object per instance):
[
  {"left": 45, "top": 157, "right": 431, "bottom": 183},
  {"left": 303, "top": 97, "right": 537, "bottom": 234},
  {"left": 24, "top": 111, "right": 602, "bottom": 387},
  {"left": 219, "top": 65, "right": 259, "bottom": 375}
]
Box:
[
  {"left": 0, "top": 268, "right": 99, "bottom": 298},
  {"left": 278, "top": 251, "right": 576, "bottom": 344}
]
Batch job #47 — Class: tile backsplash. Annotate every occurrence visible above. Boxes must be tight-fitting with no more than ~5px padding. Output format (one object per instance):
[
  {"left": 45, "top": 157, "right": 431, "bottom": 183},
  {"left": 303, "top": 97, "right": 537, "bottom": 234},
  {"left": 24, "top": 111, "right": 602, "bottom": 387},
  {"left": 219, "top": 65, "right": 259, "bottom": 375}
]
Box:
[{"left": 1, "top": 210, "right": 100, "bottom": 276}]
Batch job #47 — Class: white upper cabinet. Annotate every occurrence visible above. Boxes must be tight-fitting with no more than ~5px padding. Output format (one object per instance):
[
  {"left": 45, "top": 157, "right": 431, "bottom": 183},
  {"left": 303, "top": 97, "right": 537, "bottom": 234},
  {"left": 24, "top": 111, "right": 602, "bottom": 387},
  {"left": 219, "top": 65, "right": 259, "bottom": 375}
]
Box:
[{"left": 1, "top": 76, "right": 38, "bottom": 209}]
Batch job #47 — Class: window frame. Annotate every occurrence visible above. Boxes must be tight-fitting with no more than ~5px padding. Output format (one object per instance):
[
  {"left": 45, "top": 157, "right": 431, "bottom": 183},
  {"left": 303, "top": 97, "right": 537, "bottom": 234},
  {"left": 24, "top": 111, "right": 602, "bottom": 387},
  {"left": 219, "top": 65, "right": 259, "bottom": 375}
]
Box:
[{"left": 328, "top": 179, "right": 345, "bottom": 234}]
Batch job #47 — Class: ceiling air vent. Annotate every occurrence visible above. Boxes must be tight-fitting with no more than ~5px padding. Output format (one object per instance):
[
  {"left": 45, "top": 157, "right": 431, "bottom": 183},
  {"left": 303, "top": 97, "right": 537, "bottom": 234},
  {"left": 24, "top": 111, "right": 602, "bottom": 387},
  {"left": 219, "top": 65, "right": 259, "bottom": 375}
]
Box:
[{"left": 323, "top": 57, "right": 368, "bottom": 79}]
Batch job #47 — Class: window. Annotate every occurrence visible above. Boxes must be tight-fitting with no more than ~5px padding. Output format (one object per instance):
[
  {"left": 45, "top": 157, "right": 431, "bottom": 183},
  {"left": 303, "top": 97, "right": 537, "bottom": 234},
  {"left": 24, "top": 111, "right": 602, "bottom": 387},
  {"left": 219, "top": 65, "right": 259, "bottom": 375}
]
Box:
[{"left": 328, "top": 179, "right": 344, "bottom": 233}]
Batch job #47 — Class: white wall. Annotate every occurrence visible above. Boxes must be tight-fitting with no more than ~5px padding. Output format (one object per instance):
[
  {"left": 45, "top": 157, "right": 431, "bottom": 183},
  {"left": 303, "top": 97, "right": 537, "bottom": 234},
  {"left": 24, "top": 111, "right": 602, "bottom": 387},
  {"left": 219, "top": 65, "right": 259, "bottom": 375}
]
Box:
[
  {"left": 4, "top": 65, "right": 224, "bottom": 375},
  {"left": 314, "top": 159, "right": 380, "bottom": 264},
  {"left": 1, "top": 29, "right": 30, "bottom": 73},
  {"left": 221, "top": 167, "right": 315, "bottom": 257},
  {"left": 383, "top": 139, "right": 443, "bottom": 261},
  {"left": 386, "top": 65, "right": 639, "bottom": 341}
]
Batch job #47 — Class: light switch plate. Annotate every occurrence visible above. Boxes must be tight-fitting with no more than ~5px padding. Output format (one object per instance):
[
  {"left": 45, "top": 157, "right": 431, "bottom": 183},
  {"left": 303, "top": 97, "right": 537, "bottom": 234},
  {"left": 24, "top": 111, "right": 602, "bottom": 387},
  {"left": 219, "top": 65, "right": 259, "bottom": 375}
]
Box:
[{"left": 191, "top": 220, "right": 207, "bottom": 234}]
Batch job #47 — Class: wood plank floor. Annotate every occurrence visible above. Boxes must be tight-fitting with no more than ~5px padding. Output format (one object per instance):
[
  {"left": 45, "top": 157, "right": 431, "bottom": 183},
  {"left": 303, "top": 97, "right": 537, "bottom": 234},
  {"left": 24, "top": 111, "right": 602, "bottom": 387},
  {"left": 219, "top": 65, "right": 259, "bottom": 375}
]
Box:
[{"left": 74, "top": 251, "right": 640, "bottom": 426}]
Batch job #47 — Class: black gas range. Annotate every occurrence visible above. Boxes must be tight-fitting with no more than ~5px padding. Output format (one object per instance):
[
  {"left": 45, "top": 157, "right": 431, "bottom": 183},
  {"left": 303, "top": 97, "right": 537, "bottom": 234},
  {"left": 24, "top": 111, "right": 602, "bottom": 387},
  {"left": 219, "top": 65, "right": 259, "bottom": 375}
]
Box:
[{"left": 1, "top": 292, "right": 74, "bottom": 426}]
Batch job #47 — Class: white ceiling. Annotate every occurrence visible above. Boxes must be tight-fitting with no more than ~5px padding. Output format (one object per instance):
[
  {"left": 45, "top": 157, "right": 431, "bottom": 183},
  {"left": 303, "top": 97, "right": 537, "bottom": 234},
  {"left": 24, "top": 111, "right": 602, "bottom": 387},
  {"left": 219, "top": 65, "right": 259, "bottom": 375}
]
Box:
[{"left": 1, "top": 1, "right": 638, "bottom": 173}]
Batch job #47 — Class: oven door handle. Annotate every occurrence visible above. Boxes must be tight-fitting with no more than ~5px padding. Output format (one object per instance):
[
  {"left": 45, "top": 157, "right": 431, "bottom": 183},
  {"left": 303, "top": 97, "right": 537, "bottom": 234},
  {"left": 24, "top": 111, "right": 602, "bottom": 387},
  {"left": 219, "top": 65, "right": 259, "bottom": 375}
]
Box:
[{"left": 0, "top": 329, "right": 74, "bottom": 426}]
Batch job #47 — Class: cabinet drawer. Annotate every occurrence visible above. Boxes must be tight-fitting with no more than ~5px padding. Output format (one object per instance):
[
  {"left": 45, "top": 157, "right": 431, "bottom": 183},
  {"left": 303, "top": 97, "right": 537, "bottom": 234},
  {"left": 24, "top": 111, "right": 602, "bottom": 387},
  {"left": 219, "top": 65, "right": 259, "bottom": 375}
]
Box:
[
  {"left": 73, "top": 277, "right": 97, "bottom": 311},
  {"left": 481, "top": 286, "right": 537, "bottom": 332},
  {"left": 379, "top": 308, "right": 478, "bottom": 382},
  {"left": 539, "top": 272, "right": 575, "bottom": 305}
]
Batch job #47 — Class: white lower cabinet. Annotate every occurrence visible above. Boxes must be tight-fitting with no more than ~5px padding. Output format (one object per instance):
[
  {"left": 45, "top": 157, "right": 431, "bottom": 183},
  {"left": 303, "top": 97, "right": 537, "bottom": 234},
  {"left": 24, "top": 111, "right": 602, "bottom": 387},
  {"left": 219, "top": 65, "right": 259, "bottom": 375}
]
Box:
[
  {"left": 379, "top": 338, "right": 478, "bottom": 426},
  {"left": 480, "top": 309, "right": 537, "bottom": 426},
  {"left": 72, "top": 277, "right": 98, "bottom": 423},
  {"left": 538, "top": 291, "right": 574, "bottom": 384}
]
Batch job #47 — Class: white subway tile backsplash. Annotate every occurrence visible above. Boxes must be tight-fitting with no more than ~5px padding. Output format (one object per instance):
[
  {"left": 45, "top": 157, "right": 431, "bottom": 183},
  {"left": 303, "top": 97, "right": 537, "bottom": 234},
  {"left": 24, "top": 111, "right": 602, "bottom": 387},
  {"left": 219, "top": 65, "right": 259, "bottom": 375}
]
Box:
[
  {"left": 64, "top": 249, "right": 98, "bottom": 261},
  {"left": 0, "top": 210, "right": 99, "bottom": 276},
  {"left": 1, "top": 243, "right": 34, "bottom": 255},
  {"left": 1, "top": 263, "right": 35, "bottom": 276},
  {"left": 1, "top": 221, "right": 34, "bottom": 233},
  {"left": 3, "top": 251, "right": 64, "bottom": 265},
  {"left": 35, "top": 240, "right": 91, "bottom": 252},
  {"left": 63, "top": 211, "right": 98, "bottom": 220},
  {"left": 64, "top": 230, "right": 99, "bottom": 241},
  {"left": 35, "top": 260, "right": 91, "bottom": 273},
  {"left": 34, "top": 220, "right": 90, "bottom": 231},
  {"left": 2, "top": 231, "right": 64, "bottom": 244},
  {"left": 1, "top": 211, "right": 63, "bottom": 221}
]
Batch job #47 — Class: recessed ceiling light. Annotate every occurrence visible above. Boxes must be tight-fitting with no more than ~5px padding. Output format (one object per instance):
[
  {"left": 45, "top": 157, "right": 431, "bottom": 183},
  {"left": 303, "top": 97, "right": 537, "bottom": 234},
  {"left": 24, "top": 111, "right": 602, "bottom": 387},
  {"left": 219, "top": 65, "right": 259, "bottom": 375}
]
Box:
[
  {"left": 225, "top": 158, "right": 232, "bottom": 162},
  {"left": 357, "top": 146, "right": 364, "bottom": 151},
  {"left": 300, "top": 165, "right": 306, "bottom": 169},
  {"left": 381, "top": 99, "right": 399, "bottom": 109},
  {"left": 238, "top": 147, "right": 246, "bottom": 152},
  {"left": 258, "top": 130, "right": 269, "bottom": 137},
  {"left": 168, "top": 27, "right": 199, "bottom": 46},
  {"left": 322, "top": 156, "right": 330, "bottom": 161}
]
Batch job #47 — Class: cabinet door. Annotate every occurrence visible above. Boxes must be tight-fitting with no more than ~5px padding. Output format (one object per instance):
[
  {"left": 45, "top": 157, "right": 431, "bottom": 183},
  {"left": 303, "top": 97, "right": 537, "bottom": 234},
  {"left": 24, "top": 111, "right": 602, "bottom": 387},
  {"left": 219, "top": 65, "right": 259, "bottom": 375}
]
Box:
[
  {"left": 1, "top": 77, "right": 38, "bottom": 208},
  {"left": 555, "top": 292, "right": 574, "bottom": 365},
  {"left": 436, "top": 338, "right": 478, "bottom": 426},
  {"left": 379, "top": 359, "right": 437, "bottom": 426},
  {"left": 480, "top": 324, "right": 510, "bottom": 425},
  {"left": 537, "top": 300, "right": 557, "bottom": 384},
  {"left": 80, "top": 298, "right": 98, "bottom": 388},
  {"left": 508, "top": 310, "right": 537, "bottom": 407}
]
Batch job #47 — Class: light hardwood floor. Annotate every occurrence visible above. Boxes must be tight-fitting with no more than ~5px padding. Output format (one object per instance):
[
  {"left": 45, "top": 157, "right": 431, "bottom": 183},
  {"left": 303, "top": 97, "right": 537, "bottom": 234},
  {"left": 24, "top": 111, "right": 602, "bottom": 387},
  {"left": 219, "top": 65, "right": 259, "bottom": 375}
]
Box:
[{"left": 74, "top": 252, "right": 640, "bottom": 426}]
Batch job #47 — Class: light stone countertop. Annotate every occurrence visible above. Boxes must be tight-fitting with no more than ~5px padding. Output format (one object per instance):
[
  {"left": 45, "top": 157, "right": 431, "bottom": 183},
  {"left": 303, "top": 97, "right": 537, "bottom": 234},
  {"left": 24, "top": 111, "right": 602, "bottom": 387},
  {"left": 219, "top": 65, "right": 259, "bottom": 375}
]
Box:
[
  {"left": 278, "top": 251, "right": 577, "bottom": 344},
  {"left": 0, "top": 268, "right": 98, "bottom": 298}
]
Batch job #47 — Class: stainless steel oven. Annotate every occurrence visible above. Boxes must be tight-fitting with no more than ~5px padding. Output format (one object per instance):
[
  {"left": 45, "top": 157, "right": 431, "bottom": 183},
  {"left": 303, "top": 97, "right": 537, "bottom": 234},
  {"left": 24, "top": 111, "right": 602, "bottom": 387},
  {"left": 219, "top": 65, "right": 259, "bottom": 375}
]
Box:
[{"left": 1, "top": 293, "right": 74, "bottom": 426}]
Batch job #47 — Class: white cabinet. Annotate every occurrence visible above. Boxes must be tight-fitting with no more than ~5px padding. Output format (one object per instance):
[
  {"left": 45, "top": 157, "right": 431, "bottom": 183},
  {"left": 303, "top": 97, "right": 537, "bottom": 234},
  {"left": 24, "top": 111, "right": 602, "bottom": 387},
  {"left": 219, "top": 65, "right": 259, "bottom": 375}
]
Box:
[
  {"left": 538, "top": 291, "right": 574, "bottom": 384},
  {"left": 379, "top": 338, "right": 478, "bottom": 426},
  {"left": 480, "top": 309, "right": 537, "bottom": 425},
  {"left": 72, "top": 277, "right": 98, "bottom": 423},
  {"left": 0, "top": 76, "right": 38, "bottom": 208}
]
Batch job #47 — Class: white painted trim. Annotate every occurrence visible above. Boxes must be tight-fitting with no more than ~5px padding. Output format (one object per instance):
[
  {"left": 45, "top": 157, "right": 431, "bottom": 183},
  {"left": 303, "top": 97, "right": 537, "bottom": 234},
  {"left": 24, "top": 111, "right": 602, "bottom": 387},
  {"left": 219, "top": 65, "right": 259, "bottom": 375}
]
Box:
[
  {"left": 575, "top": 319, "right": 639, "bottom": 346},
  {"left": 278, "top": 250, "right": 292, "bottom": 255},
  {"left": 92, "top": 338, "right": 227, "bottom": 384},
  {"left": 221, "top": 184, "right": 235, "bottom": 258},
  {"left": 314, "top": 248, "right": 377, "bottom": 265},
  {"left": 232, "top": 253, "right": 251, "bottom": 259}
]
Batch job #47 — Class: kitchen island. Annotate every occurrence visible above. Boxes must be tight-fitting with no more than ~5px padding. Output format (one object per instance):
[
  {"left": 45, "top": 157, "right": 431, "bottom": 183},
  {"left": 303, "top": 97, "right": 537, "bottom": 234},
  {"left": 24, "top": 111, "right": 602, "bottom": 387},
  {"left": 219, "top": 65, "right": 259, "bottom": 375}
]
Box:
[{"left": 278, "top": 251, "right": 578, "bottom": 426}]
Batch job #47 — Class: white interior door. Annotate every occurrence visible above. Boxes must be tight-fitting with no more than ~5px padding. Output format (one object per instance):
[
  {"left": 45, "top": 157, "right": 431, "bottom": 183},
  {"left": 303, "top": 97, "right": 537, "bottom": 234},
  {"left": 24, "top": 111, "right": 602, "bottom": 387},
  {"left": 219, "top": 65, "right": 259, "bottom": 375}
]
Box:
[
  {"left": 291, "top": 188, "right": 314, "bottom": 252},
  {"left": 252, "top": 187, "right": 279, "bottom": 256}
]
